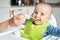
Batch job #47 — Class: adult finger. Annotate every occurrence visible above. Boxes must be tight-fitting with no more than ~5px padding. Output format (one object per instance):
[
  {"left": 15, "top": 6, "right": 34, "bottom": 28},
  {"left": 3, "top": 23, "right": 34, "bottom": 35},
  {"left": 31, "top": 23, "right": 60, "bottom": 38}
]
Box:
[{"left": 11, "top": 9, "right": 17, "bottom": 16}]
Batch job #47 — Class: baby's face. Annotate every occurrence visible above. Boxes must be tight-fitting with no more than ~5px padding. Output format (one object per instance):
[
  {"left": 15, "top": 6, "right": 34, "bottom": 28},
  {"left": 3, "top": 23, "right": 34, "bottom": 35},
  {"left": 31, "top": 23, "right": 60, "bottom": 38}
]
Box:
[{"left": 32, "top": 4, "right": 52, "bottom": 25}]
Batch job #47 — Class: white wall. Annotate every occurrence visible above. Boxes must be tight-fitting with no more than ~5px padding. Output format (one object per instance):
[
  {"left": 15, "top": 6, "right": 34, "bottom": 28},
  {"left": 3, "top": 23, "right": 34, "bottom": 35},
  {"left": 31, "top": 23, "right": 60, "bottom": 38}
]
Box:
[
  {"left": 45, "top": 0, "right": 60, "bottom": 3},
  {"left": 52, "top": 7, "right": 60, "bottom": 27},
  {"left": 0, "top": 0, "right": 11, "bottom": 22},
  {"left": 0, "top": 0, "right": 10, "bottom": 7}
]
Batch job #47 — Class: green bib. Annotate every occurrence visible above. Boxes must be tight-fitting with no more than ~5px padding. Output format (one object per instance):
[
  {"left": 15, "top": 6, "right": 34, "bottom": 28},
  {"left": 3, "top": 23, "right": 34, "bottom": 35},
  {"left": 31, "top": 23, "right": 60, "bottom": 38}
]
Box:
[{"left": 21, "top": 18, "right": 50, "bottom": 40}]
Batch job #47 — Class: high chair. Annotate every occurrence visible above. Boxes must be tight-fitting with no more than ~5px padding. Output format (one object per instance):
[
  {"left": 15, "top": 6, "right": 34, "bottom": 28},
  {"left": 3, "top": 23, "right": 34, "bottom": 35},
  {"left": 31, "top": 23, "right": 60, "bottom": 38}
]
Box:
[{"left": 11, "top": 14, "right": 60, "bottom": 40}]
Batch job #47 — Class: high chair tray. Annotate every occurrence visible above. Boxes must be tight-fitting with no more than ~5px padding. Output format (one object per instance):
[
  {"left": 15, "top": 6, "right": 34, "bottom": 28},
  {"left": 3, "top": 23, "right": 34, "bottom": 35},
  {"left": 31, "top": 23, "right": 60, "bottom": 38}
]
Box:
[{"left": 0, "top": 25, "right": 24, "bottom": 36}]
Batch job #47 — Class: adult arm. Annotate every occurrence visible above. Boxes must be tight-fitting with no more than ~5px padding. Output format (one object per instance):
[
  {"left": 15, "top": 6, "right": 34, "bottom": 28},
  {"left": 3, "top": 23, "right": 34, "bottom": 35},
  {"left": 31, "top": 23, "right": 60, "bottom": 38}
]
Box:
[{"left": 0, "top": 9, "right": 26, "bottom": 32}]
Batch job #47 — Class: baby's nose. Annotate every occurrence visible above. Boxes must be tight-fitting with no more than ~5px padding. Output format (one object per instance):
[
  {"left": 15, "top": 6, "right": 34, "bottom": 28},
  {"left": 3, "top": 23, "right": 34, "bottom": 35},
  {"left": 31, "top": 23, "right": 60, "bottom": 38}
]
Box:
[
  {"left": 36, "top": 15, "right": 40, "bottom": 20},
  {"left": 36, "top": 13, "right": 41, "bottom": 18}
]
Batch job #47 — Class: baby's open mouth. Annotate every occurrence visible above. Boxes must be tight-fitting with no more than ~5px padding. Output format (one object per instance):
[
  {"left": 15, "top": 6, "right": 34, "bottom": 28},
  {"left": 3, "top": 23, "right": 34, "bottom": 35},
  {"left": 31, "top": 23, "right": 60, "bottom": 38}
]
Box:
[
  {"left": 34, "top": 19, "right": 41, "bottom": 24},
  {"left": 35, "top": 19, "right": 41, "bottom": 21}
]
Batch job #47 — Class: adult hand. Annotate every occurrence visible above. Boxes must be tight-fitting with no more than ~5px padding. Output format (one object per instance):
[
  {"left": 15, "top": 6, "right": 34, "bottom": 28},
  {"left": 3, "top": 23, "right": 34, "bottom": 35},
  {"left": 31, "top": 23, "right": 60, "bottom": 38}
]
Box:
[{"left": 9, "top": 9, "right": 26, "bottom": 27}]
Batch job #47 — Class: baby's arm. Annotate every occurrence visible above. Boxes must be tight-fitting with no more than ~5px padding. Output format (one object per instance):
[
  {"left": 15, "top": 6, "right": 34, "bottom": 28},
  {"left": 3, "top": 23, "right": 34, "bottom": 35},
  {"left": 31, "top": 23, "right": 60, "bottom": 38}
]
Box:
[{"left": 47, "top": 26, "right": 60, "bottom": 37}]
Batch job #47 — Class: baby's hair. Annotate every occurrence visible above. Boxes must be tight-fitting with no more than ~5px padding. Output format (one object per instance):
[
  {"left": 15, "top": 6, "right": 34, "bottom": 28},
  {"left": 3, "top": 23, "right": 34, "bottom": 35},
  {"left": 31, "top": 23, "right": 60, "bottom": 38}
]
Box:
[
  {"left": 36, "top": 3, "right": 52, "bottom": 8},
  {"left": 35, "top": 3, "right": 53, "bottom": 15}
]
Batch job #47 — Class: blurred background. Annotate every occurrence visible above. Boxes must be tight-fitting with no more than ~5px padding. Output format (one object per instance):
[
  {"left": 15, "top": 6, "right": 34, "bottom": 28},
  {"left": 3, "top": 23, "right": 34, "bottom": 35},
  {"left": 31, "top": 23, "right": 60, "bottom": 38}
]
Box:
[{"left": 0, "top": 0, "right": 60, "bottom": 27}]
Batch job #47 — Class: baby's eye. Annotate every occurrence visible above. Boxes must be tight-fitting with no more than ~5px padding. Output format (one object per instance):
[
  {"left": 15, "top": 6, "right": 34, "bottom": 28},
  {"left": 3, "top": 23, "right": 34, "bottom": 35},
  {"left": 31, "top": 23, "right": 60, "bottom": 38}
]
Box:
[
  {"left": 34, "top": 11, "right": 38, "bottom": 14},
  {"left": 41, "top": 13, "right": 44, "bottom": 15}
]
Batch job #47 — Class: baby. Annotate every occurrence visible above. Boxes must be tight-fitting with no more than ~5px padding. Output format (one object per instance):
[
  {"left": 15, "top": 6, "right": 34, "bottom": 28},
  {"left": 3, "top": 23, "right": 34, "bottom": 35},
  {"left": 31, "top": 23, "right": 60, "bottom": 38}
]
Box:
[
  {"left": 20, "top": 3, "right": 52, "bottom": 40},
  {"left": 20, "top": 3, "right": 60, "bottom": 40},
  {"left": 0, "top": 3, "right": 60, "bottom": 40}
]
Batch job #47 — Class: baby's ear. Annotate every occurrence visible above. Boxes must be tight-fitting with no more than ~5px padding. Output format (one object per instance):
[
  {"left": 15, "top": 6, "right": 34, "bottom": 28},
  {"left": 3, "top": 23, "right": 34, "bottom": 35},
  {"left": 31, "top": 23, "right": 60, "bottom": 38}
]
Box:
[{"left": 48, "top": 16, "right": 51, "bottom": 20}]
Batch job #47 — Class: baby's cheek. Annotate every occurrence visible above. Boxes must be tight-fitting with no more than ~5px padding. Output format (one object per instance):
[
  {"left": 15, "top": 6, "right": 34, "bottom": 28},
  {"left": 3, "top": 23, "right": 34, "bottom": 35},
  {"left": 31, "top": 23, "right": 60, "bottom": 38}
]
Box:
[
  {"left": 32, "top": 14, "right": 36, "bottom": 18},
  {"left": 41, "top": 18, "right": 47, "bottom": 22}
]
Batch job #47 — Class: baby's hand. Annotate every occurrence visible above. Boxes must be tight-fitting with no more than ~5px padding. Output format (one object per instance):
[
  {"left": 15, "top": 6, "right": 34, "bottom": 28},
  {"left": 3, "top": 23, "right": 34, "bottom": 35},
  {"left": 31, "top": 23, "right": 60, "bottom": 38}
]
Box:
[{"left": 9, "top": 9, "right": 26, "bottom": 27}]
